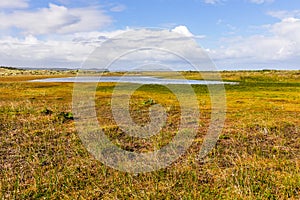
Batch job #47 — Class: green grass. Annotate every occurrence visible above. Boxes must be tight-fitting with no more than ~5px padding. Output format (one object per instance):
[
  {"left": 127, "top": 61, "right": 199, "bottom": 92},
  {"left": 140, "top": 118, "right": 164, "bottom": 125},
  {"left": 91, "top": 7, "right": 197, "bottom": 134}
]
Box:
[{"left": 0, "top": 68, "right": 299, "bottom": 199}]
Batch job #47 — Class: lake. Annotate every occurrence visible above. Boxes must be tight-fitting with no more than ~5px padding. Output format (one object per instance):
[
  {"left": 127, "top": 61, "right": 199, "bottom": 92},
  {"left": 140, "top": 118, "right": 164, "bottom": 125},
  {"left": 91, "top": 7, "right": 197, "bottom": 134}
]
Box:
[{"left": 29, "top": 76, "right": 238, "bottom": 85}]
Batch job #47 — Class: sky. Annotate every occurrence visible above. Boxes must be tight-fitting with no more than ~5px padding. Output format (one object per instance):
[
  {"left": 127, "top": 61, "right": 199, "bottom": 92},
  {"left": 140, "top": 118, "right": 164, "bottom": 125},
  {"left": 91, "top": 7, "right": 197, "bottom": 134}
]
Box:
[{"left": 0, "top": 0, "right": 300, "bottom": 70}]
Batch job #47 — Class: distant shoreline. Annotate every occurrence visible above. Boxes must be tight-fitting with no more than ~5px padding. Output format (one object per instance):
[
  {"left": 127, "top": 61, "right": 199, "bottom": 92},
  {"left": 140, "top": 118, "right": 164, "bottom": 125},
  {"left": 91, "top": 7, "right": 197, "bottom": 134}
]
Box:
[{"left": 1, "top": 66, "right": 299, "bottom": 73}]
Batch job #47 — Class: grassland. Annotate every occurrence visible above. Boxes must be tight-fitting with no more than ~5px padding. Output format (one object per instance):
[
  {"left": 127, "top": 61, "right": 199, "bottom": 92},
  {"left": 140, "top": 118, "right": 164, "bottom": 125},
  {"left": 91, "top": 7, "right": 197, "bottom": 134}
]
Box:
[{"left": 0, "top": 68, "right": 299, "bottom": 199}]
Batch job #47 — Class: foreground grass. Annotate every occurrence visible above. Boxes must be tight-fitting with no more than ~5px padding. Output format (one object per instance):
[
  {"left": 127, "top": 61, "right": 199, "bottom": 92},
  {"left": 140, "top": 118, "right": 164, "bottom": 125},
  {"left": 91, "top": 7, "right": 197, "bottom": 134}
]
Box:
[{"left": 0, "top": 69, "right": 299, "bottom": 199}]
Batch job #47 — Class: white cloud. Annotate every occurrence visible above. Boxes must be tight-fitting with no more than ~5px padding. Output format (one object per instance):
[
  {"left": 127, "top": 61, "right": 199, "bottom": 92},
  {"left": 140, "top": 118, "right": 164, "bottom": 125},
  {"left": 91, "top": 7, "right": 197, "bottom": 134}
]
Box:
[
  {"left": 0, "top": 35, "right": 94, "bottom": 67},
  {"left": 72, "top": 29, "right": 130, "bottom": 45},
  {"left": 0, "top": 0, "right": 28, "bottom": 9},
  {"left": 248, "top": 0, "right": 274, "bottom": 4},
  {"left": 0, "top": 3, "right": 112, "bottom": 35},
  {"left": 212, "top": 36, "right": 293, "bottom": 60},
  {"left": 271, "top": 18, "right": 300, "bottom": 48},
  {"left": 171, "top": 25, "right": 205, "bottom": 38},
  {"left": 0, "top": 27, "right": 211, "bottom": 70},
  {"left": 0, "top": 28, "right": 130, "bottom": 68},
  {"left": 82, "top": 28, "right": 211, "bottom": 71},
  {"left": 204, "top": 0, "right": 274, "bottom": 6},
  {"left": 207, "top": 15, "right": 300, "bottom": 69},
  {"left": 110, "top": 4, "right": 126, "bottom": 12},
  {"left": 171, "top": 26, "right": 194, "bottom": 37},
  {"left": 267, "top": 10, "right": 300, "bottom": 19},
  {"left": 0, "top": 26, "right": 129, "bottom": 68},
  {"left": 203, "top": 0, "right": 222, "bottom": 4},
  {"left": 55, "top": 0, "right": 71, "bottom": 5}
]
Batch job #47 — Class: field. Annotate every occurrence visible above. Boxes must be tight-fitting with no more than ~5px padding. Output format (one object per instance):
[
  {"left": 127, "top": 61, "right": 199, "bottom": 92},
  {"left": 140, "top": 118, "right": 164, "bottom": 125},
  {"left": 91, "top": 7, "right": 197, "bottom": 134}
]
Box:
[{"left": 0, "top": 68, "right": 299, "bottom": 199}]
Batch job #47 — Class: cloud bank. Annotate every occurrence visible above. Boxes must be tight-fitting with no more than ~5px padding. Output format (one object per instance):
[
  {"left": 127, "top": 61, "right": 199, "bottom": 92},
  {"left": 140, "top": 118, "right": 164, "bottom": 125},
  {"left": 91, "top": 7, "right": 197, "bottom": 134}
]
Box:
[
  {"left": 0, "top": 0, "right": 29, "bottom": 9},
  {"left": 0, "top": 3, "right": 111, "bottom": 35},
  {"left": 248, "top": 0, "right": 274, "bottom": 4},
  {"left": 0, "top": 1, "right": 299, "bottom": 70},
  {"left": 208, "top": 13, "right": 300, "bottom": 69}
]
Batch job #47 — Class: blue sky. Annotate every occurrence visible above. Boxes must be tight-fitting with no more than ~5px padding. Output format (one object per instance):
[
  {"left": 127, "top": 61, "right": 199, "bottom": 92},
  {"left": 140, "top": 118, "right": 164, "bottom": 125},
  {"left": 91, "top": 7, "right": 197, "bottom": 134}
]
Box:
[{"left": 0, "top": 0, "right": 300, "bottom": 70}]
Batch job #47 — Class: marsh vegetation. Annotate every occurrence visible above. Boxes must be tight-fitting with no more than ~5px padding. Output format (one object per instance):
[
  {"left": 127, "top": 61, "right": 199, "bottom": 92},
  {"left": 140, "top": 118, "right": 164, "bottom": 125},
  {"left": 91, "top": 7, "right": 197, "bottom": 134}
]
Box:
[{"left": 0, "top": 68, "right": 299, "bottom": 199}]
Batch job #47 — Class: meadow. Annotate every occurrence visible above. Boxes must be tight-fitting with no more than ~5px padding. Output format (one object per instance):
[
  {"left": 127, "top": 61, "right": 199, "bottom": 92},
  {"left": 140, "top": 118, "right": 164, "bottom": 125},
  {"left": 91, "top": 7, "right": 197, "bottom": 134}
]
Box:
[{"left": 0, "top": 67, "right": 299, "bottom": 199}]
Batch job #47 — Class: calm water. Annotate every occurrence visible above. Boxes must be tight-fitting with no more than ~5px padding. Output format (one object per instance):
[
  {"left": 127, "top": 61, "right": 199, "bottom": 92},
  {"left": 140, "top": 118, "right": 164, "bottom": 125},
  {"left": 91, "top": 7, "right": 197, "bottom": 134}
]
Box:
[{"left": 29, "top": 76, "right": 238, "bottom": 85}]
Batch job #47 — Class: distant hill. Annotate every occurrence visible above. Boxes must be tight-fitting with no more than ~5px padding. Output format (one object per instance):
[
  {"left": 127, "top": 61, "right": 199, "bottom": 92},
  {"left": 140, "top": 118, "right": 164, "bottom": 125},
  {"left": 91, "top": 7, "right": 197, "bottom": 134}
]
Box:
[{"left": 0, "top": 66, "right": 77, "bottom": 76}]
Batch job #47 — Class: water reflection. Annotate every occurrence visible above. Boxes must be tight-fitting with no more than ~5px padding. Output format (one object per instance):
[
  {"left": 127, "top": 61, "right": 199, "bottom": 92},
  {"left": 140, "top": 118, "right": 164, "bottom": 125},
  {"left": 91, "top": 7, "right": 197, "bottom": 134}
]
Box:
[{"left": 30, "top": 76, "right": 238, "bottom": 85}]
